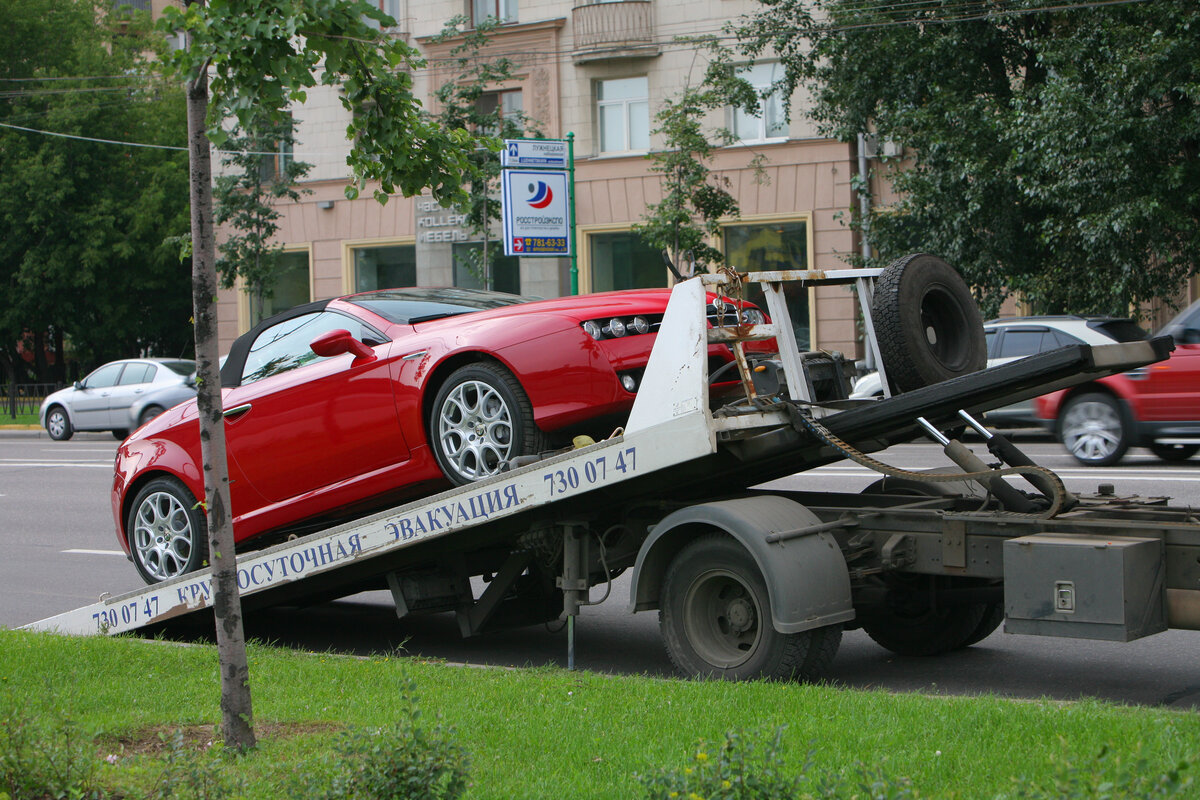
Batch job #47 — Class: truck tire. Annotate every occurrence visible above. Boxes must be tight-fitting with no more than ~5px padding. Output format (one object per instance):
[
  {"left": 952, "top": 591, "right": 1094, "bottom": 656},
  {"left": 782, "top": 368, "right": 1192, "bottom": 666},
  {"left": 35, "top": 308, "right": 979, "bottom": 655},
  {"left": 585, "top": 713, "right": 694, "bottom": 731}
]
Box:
[
  {"left": 659, "top": 533, "right": 839, "bottom": 682},
  {"left": 871, "top": 254, "right": 986, "bottom": 394},
  {"left": 860, "top": 574, "right": 989, "bottom": 657},
  {"left": 958, "top": 603, "right": 1004, "bottom": 648},
  {"left": 858, "top": 479, "right": 1001, "bottom": 651}
]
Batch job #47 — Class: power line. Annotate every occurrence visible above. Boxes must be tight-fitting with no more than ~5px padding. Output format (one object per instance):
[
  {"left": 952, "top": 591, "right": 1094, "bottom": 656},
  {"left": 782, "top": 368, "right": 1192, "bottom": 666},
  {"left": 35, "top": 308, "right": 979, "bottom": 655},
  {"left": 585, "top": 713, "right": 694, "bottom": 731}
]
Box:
[{"left": 0, "top": 120, "right": 337, "bottom": 159}]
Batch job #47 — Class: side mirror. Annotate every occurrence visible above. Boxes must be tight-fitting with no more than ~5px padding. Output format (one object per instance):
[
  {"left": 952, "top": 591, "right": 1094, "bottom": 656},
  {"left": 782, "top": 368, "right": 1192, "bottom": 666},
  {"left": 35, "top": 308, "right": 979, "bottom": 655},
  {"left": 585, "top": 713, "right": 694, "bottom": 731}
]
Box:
[
  {"left": 310, "top": 329, "right": 375, "bottom": 360},
  {"left": 1181, "top": 328, "right": 1200, "bottom": 345},
  {"left": 73, "top": 380, "right": 84, "bottom": 390}
]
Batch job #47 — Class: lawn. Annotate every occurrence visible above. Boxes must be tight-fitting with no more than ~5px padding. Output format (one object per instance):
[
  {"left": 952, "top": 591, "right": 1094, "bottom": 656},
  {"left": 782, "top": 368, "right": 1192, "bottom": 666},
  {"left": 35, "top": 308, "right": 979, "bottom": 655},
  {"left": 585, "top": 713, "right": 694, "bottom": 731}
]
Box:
[{"left": 1, "top": 629, "right": 1197, "bottom": 798}]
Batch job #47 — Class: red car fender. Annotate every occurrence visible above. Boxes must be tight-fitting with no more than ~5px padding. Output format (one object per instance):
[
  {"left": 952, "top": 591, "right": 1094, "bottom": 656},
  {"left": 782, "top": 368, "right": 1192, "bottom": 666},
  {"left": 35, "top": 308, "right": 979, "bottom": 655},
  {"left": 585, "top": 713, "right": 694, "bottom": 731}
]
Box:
[
  {"left": 1035, "top": 374, "right": 1136, "bottom": 425},
  {"left": 111, "top": 435, "right": 206, "bottom": 555}
]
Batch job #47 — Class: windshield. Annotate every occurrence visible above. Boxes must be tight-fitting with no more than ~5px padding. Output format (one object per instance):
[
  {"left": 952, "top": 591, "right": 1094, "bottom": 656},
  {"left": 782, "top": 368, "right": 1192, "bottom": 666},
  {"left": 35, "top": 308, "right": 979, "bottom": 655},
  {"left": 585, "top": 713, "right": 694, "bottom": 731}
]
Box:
[{"left": 346, "top": 287, "right": 532, "bottom": 325}]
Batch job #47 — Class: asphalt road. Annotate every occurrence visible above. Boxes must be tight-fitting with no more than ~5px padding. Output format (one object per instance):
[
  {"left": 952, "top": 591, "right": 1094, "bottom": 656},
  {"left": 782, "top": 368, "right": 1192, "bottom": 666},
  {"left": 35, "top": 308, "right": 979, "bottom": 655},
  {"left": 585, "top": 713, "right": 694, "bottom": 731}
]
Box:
[{"left": 4, "top": 428, "right": 1200, "bottom": 708}]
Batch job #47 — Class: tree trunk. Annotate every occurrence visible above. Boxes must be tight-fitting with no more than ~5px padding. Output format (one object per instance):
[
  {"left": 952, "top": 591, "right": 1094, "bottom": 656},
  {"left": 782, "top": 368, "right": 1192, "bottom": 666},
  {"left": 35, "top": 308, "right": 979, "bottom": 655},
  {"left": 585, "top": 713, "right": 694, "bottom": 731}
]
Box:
[
  {"left": 185, "top": 60, "right": 256, "bottom": 752},
  {"left": 52, "top": 327, "right": 65, "bottom": 385}
]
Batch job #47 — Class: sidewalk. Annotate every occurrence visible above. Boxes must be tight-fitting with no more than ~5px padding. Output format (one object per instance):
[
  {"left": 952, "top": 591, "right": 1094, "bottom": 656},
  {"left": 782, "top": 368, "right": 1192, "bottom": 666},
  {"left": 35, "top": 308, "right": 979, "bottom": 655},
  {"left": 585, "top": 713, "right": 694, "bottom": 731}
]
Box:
[{"left": 0, "top": 424, "right": 46, "bottom": 438}]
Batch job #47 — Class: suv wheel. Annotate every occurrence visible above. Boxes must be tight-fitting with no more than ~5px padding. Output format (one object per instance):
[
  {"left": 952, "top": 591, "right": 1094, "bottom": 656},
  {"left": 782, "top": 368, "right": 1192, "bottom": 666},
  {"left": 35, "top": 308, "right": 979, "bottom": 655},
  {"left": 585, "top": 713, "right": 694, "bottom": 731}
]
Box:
[
  {"left": 1059, "top": 392, "right": 1129, "bottom": 466},
  {"left": 1149, "top": 442, "right": 1199, "bottom": 463}
]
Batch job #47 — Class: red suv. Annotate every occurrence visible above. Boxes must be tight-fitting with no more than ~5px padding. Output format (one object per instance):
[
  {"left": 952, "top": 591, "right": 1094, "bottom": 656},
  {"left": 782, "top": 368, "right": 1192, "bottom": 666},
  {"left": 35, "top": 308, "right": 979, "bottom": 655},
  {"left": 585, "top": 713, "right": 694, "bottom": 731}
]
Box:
[{"left": 1035, "top": 299, "right": 1200, "bottom": 465}]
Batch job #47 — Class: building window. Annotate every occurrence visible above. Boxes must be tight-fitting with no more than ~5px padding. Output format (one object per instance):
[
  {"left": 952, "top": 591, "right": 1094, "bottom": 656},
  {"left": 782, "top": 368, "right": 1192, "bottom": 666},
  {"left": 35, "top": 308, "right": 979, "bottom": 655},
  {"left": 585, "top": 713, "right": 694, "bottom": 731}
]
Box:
[
  {"left": 257, "top": 114, "right": 296, "bottom": 183},
  {"left": 472, "top": 0, "right": 516, "bottom": 26},
  {"left": 364, "top": 0, "right": 402, "bottom": 28},
  {"left": 476, "top": 90, "right": 523, "bottom": 137},
  {"left": 354, "top": 245, "right": 417, "bottom": 292},
  {"left": 597, "top": 77, "right": 649, "bottom": 154},
  {"left": 453, "top": 243, "right": 520, "bottom": 295},
  {"left": 732, "top": 62, "right": 787, "bottom": 143},
  {"left": 723, "top": 220, "right": 809, "bottom": 348},
  {"left": 112, "top": 0, "right": 151, "bottom": 10},
  {"left": 588, "top": 231, "right": 666, "bottom": 292},
  {"left": 253, "top": 250, "right": 311, "bottom": 326}
]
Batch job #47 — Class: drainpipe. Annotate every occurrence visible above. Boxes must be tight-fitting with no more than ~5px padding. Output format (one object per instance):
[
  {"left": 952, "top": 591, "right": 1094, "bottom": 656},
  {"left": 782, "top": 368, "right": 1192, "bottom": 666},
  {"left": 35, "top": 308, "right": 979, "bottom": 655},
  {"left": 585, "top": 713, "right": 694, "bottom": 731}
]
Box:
[
  {"left": 856, "top": 133, "right": 875, "bottom": 371},
  {"left": 856, "top": 133, "right": 872, "bottom": 262}
]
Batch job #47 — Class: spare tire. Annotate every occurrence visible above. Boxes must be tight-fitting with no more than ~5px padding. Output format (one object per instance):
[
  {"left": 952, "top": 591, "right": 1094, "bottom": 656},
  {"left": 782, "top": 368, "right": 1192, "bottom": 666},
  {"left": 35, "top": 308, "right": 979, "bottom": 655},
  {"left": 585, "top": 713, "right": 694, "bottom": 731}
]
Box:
[{"left": 871, "top": 253, "right": 986, "bottom": 393}]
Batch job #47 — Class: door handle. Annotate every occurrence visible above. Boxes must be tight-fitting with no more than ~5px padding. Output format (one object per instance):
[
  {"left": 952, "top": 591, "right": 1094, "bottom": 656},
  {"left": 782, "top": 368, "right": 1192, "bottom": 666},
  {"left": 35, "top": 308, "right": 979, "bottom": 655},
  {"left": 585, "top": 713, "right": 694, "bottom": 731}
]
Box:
[{"left": 222, "top": 403, "right": 252, "bottom": 420}]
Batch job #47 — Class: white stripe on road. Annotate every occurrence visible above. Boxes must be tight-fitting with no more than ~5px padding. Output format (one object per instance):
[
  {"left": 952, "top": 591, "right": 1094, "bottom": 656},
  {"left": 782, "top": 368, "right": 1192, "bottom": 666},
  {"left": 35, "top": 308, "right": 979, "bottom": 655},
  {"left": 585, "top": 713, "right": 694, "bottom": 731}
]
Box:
[
  {"left": 0, "top": 460, "right": 112, "bottom": 468},
  {"left": 799, "top": 466, "right": 1200, "bottom": 482},
  {"left": 62, "top": 549, "right": 126, "bottom": 557}
]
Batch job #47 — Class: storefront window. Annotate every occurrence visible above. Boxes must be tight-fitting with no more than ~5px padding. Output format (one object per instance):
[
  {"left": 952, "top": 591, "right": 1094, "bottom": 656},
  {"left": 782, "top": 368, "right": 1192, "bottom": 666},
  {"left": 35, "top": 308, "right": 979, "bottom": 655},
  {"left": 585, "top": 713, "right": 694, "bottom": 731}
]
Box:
[
  {"left": 452, "top": 243, "right": 520, "bottom": 295},
  {"left": 354, "top": 245, "right": 417, "bottom": 292},
  {"left": 723, "top": 221, "right": 810, "bottom": 349},
  {"left": 588, "top": 231, "right": 665, "bottom": 292}
]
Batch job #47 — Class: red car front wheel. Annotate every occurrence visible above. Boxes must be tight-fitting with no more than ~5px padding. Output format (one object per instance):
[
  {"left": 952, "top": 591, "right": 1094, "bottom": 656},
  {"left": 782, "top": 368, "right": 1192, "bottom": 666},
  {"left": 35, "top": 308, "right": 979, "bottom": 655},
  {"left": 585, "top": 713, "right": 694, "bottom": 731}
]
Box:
[{"left": 430, "top": 363, "right": 548, "bottom": 486}]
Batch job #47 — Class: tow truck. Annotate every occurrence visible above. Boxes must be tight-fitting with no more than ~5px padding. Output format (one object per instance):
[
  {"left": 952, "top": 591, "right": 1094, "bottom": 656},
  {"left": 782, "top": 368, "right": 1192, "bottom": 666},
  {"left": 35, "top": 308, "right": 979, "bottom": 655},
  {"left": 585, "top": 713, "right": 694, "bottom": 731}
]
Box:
[{"left": 25, "top": 258, "right": 1200, "bottom": 682}]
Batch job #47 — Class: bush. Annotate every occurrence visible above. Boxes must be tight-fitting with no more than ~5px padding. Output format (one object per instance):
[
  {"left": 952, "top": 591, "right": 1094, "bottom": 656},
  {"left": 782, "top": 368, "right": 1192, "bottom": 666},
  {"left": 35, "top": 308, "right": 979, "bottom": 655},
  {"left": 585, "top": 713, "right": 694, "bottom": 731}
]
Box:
[
  {"left": 149, "top": 730, "right": 243, "bottom": 800},
  {"left": 639, "top": 727, "right": 916, "bottom": 800},
  {"left": 293, "top": 679, "right": 469, "bottom": 800},
  {"left": 0, "top": 704, "right": 105, "bottom": 800},
  {"left": 1013, "top": 744, "right": 1195, "bottom": 799}
]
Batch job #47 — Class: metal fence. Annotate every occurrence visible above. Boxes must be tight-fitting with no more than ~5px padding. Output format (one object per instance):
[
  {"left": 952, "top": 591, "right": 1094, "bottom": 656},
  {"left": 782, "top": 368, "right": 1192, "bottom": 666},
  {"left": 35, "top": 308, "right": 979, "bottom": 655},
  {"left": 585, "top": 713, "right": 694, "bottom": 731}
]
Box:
[{"left": 2, "top": 383, "right": 62, "bottom": 419}]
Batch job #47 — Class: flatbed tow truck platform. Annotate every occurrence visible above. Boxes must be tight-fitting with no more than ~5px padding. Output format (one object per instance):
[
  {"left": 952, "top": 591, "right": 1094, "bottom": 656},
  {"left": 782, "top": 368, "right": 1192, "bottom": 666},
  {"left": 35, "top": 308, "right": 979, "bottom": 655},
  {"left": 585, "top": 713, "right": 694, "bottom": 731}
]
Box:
[{"left": 25, "top": 264, "right": 1200, "bottom": 681}]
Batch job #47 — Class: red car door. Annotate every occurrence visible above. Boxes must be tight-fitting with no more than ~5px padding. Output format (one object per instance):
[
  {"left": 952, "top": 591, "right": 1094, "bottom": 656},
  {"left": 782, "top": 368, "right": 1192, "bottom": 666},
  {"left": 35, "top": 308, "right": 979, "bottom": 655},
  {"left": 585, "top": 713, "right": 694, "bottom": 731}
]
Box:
[
  {"left": 1136, "top": 305, "right": 1200, "bottom": 422},
  {"left": 222, "top": 310, "right": 410, "bottom": 504}
]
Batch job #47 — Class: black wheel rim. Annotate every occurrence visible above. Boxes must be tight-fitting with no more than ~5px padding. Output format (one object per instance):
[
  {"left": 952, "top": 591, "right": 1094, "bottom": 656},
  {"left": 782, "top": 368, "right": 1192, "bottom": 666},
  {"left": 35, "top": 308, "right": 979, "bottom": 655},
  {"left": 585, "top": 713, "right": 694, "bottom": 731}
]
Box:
[{"left": 681, "top": 568, "right": 762, "bottom": 669}]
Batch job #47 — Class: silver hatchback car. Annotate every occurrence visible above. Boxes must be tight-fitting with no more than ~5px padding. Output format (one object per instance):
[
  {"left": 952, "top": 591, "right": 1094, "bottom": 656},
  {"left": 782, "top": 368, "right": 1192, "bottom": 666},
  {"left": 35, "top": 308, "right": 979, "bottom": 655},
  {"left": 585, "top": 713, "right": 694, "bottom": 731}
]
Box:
[{"left": 39, "top": 358, "right": 196, "bottom": 441}]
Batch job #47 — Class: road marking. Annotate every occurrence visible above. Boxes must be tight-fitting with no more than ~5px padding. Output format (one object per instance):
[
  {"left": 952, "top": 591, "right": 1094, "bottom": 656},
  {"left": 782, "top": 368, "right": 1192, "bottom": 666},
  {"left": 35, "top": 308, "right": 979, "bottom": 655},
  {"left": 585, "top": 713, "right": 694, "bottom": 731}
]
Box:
[
  {"left": 62, "top": 549, "right": 126, "bottom": 557},
  {"left": 798, "top": 466, "right": 1200, "bottom": 482},
  {"left": 0, "top": 462, "right": 112, "bottom": 468}
]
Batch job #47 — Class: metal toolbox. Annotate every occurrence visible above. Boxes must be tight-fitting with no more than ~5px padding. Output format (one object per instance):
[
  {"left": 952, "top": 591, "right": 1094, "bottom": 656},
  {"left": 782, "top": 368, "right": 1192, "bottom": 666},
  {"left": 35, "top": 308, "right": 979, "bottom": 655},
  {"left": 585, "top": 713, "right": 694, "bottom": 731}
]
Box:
[{"left": 1003, "top": 533, "right": 1166, "bottom": 642}]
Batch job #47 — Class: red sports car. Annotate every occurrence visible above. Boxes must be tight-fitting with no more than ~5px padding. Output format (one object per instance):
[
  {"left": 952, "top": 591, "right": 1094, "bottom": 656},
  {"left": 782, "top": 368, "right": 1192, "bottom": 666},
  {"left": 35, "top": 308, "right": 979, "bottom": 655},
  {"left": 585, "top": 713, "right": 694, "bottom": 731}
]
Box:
[{"left": 112, "top": 286, "right": 767, "bottom": 583}]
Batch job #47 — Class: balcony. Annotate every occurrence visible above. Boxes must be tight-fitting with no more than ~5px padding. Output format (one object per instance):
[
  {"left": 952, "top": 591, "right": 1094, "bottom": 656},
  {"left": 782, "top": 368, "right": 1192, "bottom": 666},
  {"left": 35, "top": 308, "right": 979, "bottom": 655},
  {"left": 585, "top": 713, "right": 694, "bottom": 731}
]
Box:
[{"left": 572, "top": 1, "right": 659, "bottom": 64}]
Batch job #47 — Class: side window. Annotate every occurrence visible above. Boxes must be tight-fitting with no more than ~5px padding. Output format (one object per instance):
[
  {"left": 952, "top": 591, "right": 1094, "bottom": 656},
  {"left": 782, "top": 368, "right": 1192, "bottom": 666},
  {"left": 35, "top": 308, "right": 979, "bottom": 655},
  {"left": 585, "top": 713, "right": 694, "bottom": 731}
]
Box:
[
  {"left": 996, "top": 329, "right": 1050, "bottom": 358},
  {"left": 241, "top": 312, "right": 382, "bottom": 385},
  {"left": 83, "top": 363, "right": 124, "bottom": 389},
  {"left": 984, "top": 329, "right": 998, "bottom": 358},
  {"left": 118, "top": 364, "right": 156, "bottom": 385},
  {"left": 1047, "top": 330, "right": 1083, "bottom": 349}
]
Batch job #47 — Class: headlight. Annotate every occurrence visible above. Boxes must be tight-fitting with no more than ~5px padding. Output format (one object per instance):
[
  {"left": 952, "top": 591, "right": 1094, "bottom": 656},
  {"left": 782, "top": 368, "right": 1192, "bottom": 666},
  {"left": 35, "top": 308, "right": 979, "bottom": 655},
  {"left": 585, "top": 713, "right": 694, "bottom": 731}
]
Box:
[
  {"left": 582, "top": 314, "right": 660, "bottom": 339},
  {"left": 741, "top": 309, "right": 765, "bottom": 325}
]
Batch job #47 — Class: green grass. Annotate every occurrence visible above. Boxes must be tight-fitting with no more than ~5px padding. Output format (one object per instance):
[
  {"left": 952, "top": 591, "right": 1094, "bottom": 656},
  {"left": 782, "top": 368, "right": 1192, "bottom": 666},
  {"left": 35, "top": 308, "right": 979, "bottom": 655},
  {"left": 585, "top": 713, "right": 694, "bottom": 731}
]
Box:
[
  {"left": 2, "top": 628, "right": 1198, "bottom": 798},
  {"left": 0, "top": 411, "right": 39, "bottom": 426}
]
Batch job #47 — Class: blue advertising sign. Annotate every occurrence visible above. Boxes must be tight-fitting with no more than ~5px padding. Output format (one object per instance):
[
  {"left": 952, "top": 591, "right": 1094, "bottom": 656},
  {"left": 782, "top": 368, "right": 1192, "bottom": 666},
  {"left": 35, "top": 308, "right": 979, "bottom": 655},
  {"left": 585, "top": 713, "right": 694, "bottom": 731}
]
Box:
[{"left": 501, "top": 169, "right": 572, "bottom": 256}]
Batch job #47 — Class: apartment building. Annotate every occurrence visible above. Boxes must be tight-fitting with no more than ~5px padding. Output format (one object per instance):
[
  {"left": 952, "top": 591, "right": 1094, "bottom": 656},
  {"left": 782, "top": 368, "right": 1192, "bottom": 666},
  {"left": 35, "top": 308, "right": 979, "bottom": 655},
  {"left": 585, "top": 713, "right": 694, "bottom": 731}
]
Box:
[{"left": 214, "top": 0, "right": 868, "bottom": 355}]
